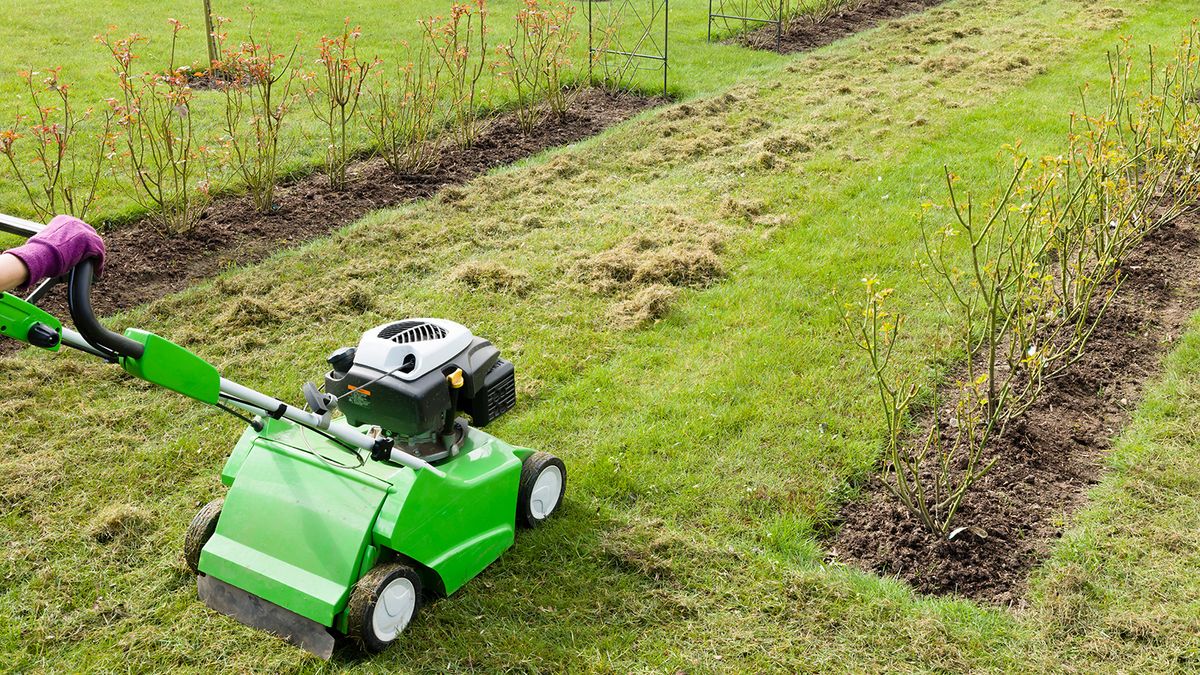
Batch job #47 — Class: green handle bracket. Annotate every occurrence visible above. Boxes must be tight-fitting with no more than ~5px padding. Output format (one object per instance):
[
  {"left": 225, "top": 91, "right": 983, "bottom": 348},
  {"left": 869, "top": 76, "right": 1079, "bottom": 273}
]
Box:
[
  {"left": 0, "top": 292, "right": 61, "bottom": 352},
  {"left": 121, "top": 329, "right": 221, "bottom": 404}
]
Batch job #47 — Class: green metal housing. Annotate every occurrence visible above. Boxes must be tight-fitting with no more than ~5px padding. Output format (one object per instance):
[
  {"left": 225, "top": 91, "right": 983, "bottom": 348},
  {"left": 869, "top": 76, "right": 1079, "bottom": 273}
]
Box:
[{"left": 200, "top": 417, "right": 533, "bottom": 630}]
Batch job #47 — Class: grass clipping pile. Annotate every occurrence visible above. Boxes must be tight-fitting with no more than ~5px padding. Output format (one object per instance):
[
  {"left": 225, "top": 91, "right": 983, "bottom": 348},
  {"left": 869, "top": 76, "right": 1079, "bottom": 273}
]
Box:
[
  {"left": 573, "top": 215, "right": 731, "bottom": 329},
  {"left": 832, "top": 33, "right": 1200, "bottom": 604}
]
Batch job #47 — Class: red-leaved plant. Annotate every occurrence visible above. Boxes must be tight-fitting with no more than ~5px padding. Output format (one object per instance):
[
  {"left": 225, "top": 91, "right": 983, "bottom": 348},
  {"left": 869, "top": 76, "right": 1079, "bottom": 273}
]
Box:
[
  {"left": 212, "top": 11, "right": 300, "bottom": 212},
  {"left": 98, "top": 21, "right": 211, "bottom": 234},
  {"left": 423, "top": 1, "right": 490, "bottom": 147},
  {"left": 495, "top": 0, "right": 578, "bottom": 133},
  {"left": 302, "top": 19, "right": 376, "bottom": 191},
  {"left": 366, "top": 37, "right": 443, "bottom": 175},
  {"left": 0, "top": 68, "right": 112, "bottom": 221}
]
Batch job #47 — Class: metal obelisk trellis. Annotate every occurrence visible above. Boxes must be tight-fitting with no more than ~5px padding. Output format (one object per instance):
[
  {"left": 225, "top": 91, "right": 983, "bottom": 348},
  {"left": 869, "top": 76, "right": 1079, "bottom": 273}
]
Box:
[
  {"left": 588, "top": 0, "right": 670, "bottom": 97},
  {"left": 707, "top": 0, "right": 783, "bottom": 52}
]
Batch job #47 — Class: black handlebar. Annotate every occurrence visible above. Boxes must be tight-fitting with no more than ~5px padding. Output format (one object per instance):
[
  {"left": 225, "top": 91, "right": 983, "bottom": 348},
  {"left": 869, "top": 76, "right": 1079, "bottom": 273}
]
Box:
[{"left": 68, "top": 260, "right": 145, "bottom": 360}]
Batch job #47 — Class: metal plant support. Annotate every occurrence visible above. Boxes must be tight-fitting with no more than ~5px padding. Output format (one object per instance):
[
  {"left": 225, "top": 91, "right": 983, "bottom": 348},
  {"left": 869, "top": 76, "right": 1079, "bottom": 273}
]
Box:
[
  {"left": 588, "top": 0, "right": 669, "bottom": 97},
  {"left": 707, "top": 0, "right": 782, "bottom": 52}
]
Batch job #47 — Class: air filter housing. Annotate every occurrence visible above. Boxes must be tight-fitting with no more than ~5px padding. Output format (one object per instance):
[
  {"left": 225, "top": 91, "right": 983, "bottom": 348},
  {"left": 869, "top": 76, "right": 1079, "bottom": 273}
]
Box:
[{"left": 324, "top": 319, "right": 517, "bottom": 439}]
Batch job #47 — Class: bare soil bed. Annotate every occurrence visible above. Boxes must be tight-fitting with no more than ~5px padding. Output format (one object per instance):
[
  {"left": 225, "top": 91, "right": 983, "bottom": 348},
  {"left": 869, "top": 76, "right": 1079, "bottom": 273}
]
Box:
[
  {"left": 830, "top": 209, "right": 1200, "bottom": 605},
  {"left": 739, "top": 0, "right": 947, "bottom": 54},
  {"left": 17, "top": 88, "right": 657, "bottom": 333}
]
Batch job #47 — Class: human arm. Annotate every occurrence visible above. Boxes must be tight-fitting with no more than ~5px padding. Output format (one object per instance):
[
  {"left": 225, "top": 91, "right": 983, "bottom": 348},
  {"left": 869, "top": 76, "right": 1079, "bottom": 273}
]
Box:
[
  {"left": 0, "top": 253, "right": 27, "bottom": 292},
  {"left": 1, "top": 215, "right": 105, "bottom": 293}
]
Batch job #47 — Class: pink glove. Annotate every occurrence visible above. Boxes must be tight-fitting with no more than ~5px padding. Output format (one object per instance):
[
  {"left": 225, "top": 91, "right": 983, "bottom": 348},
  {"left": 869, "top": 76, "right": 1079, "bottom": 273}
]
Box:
[{"left": 4, "top": 215, "right": 106, "bottom": 290}]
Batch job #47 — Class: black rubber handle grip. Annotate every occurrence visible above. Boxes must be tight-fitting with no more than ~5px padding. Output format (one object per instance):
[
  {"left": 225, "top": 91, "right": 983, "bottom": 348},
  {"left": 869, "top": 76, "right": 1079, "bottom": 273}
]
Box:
[{"left": 68, "top": 259, "right": 145, "bottom": 360}]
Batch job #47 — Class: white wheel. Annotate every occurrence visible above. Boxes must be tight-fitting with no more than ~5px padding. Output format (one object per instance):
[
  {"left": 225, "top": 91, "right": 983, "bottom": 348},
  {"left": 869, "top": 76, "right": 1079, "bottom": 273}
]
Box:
[
  {"left": 347, "top": 563, "right": 423, "bottom": 652},
  {"left": 371, "top": 576, "right": 417, "bottom": 642},
  {"left": 518, "top": 452, "right": 566, "bottom": 528},
  {"left": 529, "top": 465, "right": 564, "bottom": 520}
]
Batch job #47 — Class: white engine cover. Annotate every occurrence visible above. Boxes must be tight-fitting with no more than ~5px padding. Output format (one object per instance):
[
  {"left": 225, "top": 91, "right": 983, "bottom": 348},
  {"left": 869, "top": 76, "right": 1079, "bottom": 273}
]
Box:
[{"left": 354, "top": 318, "right": 474, "bottom": 380}]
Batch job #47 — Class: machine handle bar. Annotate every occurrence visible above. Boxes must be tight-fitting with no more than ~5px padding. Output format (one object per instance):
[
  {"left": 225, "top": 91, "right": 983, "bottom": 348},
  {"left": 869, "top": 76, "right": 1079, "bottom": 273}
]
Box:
[
  {"left": 68, "top": 259, "right": 145, "bottom": 360},
  {"left": 0, "top": 213, "right": 45, "bottom": 239},
  {"left": 9, "top": 214, "right": 439, "bottom": 475}
]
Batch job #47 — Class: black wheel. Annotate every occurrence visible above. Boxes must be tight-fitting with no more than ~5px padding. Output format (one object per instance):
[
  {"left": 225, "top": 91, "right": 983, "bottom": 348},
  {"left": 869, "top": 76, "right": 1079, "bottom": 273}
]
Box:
[
  {"left": 517, "top": 452, "right": 566, "bottom": 528},
  {"left": 184, "top": 499, "right": 223, "bottom": 574},
  {"left": 346, "top": 563, "right": 423, "bottom": 653}
]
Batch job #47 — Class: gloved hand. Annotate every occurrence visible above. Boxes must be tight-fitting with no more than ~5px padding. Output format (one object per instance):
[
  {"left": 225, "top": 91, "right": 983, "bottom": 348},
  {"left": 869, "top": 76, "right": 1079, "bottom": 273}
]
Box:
[{"left": 4, "top": 215, "right": 106, "bottom": 290}]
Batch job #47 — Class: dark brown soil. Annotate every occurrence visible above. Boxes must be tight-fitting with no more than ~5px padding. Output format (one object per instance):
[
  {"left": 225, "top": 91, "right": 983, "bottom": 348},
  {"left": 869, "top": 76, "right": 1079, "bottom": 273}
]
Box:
[
  {"left": 738, "top": 0, "right": 947, "bottom": 54},
  {"left": 17, "top": 88, "right": 657, "bottom": 334},
  {"left": 180, "top": 69, "right": 230, "bottom": 91},
  {"left": 830, "top": 210, "right": 1200, "bottom": 605}
]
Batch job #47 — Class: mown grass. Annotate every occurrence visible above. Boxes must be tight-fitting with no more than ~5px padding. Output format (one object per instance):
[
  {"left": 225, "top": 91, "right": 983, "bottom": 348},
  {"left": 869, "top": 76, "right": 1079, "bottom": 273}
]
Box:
[
  {"left": 1028, "top": 314, "right": 1200, "bottom": 670},
  {"left": 0, "top": 0, "right": 783, "bottom": 225},
  {"left": 2, "top": 0, "right": 1199, "bottom": 671}
]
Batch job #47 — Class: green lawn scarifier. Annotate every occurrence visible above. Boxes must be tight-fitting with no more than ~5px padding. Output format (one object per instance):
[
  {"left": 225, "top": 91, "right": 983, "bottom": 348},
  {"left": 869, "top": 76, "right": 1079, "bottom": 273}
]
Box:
[{"left": 0, "top": 213, "right": 567, "bottom": 659}]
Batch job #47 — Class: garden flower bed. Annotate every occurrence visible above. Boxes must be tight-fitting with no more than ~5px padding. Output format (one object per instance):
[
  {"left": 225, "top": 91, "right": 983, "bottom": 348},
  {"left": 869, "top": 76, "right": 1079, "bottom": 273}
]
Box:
[
  {"left": 15, "top": 88, "right": 659, "bottom": 333},
  {"left": 834, "top": 211, "right": 1200, "bottom": 604}
]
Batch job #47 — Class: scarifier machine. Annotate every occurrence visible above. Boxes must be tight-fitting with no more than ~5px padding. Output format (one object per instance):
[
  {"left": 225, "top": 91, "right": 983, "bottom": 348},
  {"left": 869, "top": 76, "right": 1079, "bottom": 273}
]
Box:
[{"left": 0, "top": 214, "right": 566, "bottom": 658}]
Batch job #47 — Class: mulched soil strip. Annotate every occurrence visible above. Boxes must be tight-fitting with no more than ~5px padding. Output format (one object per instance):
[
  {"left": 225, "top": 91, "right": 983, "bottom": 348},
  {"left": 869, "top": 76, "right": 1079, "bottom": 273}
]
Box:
[
  {"left": 736, "top": 0, "right": 947, "bottom": 54},
  {"left": 830, "top": 209, "right": 1200, "bottom": 606},
  {"left": 14, "top": 88, "right": 658, "bottom": 343}
]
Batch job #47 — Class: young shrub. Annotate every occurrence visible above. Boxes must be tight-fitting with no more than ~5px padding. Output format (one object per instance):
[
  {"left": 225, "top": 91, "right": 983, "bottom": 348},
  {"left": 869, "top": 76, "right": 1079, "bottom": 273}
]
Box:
[
  {"left": 841, "top": 279, "right": 933, "bottom": 530},
  {"left": 845, "top": 183, "right": 1055, "bottom": 537},
  {"left": 423, "top": 1, "right": 490, "bottom": 147},
  {"left": 98, "top": 21, "right": 211, "bottom": 234},
  {"left": 586, "top": 8, "right": 638, "bottom": 92},
  {"left": 495, "top": 0, "right": 579, "bottom": 133},
  {"left": 302, "top": 20, "right": 376, "bottom": 191},
  {"left": 858, "top": 159, "right": 1133, "bottom": 538},
  {"left": 366, "top": 37, "right": 442, "bottom": 175},
  {"left": 0, "top": 68, "right": 112, "bottom": 221},
  {"left": 213, "top": 13, "right": 299, "bottom": 212},
  {"left": 1063, "top": 33, "right": 1200, "bottom": 246}
]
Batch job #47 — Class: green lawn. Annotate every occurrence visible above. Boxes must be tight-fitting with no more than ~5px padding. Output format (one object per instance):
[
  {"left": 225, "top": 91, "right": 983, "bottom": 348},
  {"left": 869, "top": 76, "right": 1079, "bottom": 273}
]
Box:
[
  {"left": 0, "top": 0, "right": 783, "bottom": 225},
  {"left": 3, "top": 0, "right": 1200, "bottom": 671}
]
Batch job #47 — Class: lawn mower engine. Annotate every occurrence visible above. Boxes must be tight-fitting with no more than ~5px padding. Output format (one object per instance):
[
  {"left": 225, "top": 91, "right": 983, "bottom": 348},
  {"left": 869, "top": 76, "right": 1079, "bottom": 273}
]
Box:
[{"left": 324, "top": 318, "right": 517, "bottom": 461}]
